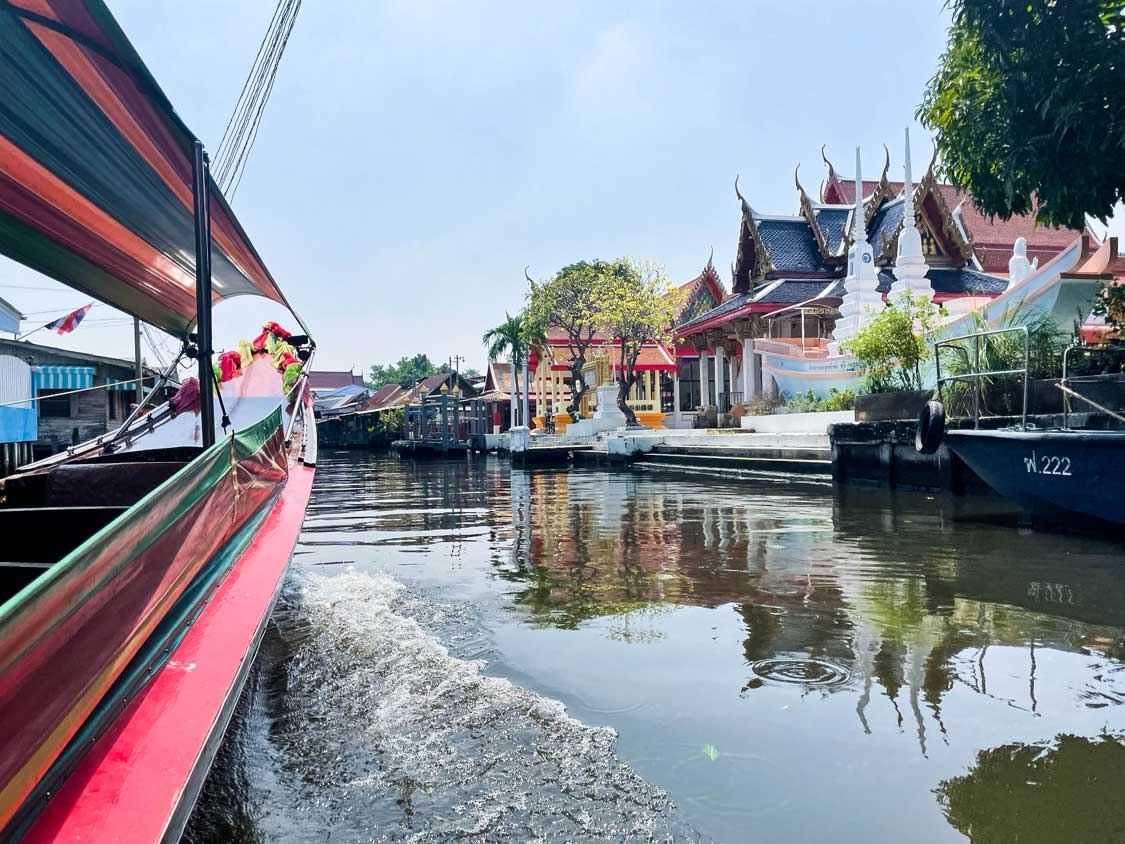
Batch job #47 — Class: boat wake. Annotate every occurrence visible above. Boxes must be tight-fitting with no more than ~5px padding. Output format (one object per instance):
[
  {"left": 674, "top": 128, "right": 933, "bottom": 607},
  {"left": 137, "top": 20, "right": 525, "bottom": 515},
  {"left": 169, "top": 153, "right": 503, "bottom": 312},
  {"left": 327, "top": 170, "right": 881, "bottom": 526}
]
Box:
[{"left": 186, "top": 569, "right": 706, "bottom": 843}]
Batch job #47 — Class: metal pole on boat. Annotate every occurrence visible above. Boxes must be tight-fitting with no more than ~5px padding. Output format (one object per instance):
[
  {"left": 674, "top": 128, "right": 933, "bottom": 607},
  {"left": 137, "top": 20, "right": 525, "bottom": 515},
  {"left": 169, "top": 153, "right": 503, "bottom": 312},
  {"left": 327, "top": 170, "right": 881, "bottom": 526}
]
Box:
[
  {"left": 192, "top": 140, "right": 216, "bottom": 448},
  {"left": 133, "top": 316, "right": 144, "bottom": 408}
]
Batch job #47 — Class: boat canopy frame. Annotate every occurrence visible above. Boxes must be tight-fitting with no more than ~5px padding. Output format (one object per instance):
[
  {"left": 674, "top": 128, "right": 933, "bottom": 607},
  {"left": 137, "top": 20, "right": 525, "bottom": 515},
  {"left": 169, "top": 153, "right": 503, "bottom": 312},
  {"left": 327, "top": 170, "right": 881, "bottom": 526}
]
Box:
[
  {"left": 1060, "top": 344, "right": 1125, "bottom": 430},
  {"left": 934, "top": 326, "right": 1031, "bottom": 431}
]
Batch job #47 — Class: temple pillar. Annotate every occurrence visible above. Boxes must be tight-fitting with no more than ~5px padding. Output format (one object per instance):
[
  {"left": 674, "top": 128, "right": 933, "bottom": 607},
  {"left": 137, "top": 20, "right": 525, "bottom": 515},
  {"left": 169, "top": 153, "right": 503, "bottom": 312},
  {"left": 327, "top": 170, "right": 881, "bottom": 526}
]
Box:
[
  {"left": 672, "top": 373, "right": 681, "bottom": 426},
  {"left": 698, "top": 343, "right": 710, "bottom": 409},
  {"left": 714, "top": 345, "right": 726, "bottom": 409},
  {"left": 742, "top": 340, "right": 754, "bottom": 398}
]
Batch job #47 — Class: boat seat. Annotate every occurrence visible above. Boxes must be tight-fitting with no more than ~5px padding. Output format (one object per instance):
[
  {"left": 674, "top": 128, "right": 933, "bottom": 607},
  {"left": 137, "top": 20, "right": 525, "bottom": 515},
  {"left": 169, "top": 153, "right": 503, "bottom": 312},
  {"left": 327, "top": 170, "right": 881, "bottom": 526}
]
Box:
[
  {"left": 0, "top": 506, "right": 128, "bottom": 564},
  {"left": 0, "top": 461, "right": 185, "bottom": 509},
  {"left": 0, "top": 562, "right": 53, "bottom": 602},
  {"left": 45, "top": 462, "right": 184, "bottom": 507}
]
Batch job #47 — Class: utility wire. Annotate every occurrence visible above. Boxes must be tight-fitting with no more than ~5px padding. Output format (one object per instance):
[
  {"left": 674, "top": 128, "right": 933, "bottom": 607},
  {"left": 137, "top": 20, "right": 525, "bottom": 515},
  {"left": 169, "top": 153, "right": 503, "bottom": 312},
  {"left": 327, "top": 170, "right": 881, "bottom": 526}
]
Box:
[{"left": 213, "top": 0, "right": 302, "bottom": 201}]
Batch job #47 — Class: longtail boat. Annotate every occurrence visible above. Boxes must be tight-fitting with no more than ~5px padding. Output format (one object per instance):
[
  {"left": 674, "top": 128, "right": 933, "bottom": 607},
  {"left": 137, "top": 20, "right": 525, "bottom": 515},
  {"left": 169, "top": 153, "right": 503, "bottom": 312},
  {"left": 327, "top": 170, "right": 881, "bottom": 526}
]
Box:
[{"left": 0, "top": 2, "right": 316, "bottom": 840}]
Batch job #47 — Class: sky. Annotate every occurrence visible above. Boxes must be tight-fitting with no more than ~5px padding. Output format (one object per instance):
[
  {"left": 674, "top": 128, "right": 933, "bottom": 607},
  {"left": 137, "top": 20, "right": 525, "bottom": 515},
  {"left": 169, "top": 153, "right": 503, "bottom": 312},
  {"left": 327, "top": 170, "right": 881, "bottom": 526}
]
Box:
[{"left": 2, "top": 0, "right": 1122, "bottom": 376}]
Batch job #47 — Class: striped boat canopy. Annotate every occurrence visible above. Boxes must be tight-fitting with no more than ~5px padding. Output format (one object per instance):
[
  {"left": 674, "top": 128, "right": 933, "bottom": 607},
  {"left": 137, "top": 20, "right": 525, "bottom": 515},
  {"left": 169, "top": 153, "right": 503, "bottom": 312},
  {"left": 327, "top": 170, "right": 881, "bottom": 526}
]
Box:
[
  {"left": 31, "top": 365, "right": 94, "bottom": 391},
  {"left": 0, "top": 0, "right": 303, "bottom": 339}
]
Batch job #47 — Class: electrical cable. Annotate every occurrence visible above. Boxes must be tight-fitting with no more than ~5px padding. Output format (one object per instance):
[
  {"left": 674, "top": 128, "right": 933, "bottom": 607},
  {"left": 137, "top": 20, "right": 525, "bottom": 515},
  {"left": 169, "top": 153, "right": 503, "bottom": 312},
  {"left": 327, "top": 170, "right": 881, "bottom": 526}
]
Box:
[{"left": 213, "top": 0, "right": 302, "bottom": 199}]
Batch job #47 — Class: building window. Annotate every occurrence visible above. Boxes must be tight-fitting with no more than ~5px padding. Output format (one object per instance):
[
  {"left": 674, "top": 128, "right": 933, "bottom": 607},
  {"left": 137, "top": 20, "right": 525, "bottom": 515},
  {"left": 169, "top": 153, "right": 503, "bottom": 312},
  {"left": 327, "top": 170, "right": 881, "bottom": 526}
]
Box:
[
  {"left": 38, "top": 389, "right": 72, "bottom": 418},
  {"left": 660, "top": 374, "right": 675, "bottom": 413},
  {"left": 678, "top": 358, "right": 701, "bottom": 411}
]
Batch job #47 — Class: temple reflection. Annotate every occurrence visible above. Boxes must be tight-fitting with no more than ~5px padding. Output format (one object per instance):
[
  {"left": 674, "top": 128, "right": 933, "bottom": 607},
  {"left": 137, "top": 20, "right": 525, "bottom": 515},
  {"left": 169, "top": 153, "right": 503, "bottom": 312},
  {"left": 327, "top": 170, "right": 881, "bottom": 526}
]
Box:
[{"left": 493, "top": 467, "right": 1125, "bottom": 750}]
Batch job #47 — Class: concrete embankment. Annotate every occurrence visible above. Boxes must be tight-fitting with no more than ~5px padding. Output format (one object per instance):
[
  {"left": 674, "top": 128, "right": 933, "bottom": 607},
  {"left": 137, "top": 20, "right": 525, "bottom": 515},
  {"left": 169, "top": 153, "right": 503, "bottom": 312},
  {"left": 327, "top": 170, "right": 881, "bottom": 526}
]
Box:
[{"left": 568, "top": 430, "right": 832, "bottom": 475}]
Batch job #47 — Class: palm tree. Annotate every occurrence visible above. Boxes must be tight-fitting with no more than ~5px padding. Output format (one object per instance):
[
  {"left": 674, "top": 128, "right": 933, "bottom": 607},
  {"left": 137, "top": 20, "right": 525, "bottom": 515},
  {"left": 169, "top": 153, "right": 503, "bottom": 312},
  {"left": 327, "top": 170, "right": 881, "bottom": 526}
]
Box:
[{"left": 483, "top": 312, "right": 526, "bottom": 427}]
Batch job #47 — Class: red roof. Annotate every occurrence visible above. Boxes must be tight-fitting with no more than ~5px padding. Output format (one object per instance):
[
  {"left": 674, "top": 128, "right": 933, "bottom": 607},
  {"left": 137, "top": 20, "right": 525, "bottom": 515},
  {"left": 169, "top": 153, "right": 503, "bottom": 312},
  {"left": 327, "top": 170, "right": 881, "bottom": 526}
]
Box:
[
  {"left": 309, "top": 370, "right": 365, "bottom": 390},
  {"left": 486, "top": 361, "right": 514, "bottom": 393},
  {"left": 831, "top": 178, "right": 1086, "bottom": 274},
  {"left": 609, "top": 345, "right": 676, "bottom": 371},
  {"left": 362, "top": 384, "right": 405, "bottom": 410}
]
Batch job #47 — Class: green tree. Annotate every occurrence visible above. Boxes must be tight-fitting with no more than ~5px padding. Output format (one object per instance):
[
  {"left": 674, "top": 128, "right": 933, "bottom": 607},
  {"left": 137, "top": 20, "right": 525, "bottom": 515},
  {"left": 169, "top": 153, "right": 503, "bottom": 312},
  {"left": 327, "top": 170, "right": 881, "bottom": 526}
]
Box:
[
  {"left": 483, "top": 312, "right": 527, "bottom": 427},
  {"left": 593, "top": 259, "right": 683, "bottom": 426},
  {"left": 919, "top": 0, "right": 1125, "bottom": 229},
  {"left": 843, "top": 292, "right": 944, "bottom": 393},
  {"left": 367, "top": 353, "right": 439, "bottom": 388},
  {"left": 526, "top": 260, "right": 628, "bottom": 420}
]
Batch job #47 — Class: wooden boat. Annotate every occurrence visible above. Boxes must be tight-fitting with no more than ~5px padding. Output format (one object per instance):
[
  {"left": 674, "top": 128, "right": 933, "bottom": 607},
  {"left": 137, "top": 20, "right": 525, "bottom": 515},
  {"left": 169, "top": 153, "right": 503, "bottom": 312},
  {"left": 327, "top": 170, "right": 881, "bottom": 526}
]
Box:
[
  {"left": 918, "top": 331, "right": 1125, "bottom": 528},
  {"left": 0, "top": 2, "right": 316, "bottom": 840}
]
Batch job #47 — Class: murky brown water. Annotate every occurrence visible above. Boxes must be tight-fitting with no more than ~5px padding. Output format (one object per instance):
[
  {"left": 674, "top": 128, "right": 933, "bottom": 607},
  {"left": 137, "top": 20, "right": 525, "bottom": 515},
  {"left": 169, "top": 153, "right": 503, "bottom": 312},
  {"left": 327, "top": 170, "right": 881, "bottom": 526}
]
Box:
[{"left": 187, "top": 451, "right": 1125, "bottom": 844}]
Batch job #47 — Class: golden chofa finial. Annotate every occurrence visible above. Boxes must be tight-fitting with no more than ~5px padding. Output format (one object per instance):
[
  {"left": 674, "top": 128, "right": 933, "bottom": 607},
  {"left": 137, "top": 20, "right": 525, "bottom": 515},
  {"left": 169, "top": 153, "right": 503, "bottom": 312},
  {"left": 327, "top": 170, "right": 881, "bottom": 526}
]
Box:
[
  {"left": 794, "top": 163, "right": 809, "bottom": 198},
  {"left": 820, "top": 144, "right": 835, "bottom": 174},
  {"left": 734, "top": 175, "right": 754, "bottom": 216}
]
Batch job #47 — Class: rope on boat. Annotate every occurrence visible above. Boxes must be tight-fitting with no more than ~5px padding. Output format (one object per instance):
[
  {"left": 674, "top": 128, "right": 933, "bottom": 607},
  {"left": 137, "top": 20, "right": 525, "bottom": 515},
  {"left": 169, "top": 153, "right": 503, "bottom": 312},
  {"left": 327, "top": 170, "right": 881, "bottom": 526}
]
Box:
[{"left": 0, "top": 377, "right": 149, "bottom": 409}]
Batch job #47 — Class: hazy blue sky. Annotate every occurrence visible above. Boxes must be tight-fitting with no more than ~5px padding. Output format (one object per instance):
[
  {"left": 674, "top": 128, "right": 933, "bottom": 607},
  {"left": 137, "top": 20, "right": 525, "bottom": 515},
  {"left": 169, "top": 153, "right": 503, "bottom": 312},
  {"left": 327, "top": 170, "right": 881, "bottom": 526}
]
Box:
[{"left": 2, "top": 0, "right": 1121, "bottom": 373}]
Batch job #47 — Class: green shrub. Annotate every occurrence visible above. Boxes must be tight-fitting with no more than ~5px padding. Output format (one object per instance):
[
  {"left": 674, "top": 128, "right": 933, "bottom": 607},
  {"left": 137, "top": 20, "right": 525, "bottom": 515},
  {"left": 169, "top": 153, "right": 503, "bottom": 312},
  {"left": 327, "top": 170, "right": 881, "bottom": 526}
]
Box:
[
  {"left": 783, "top": 388, "right": 858, "bottom": 414},
  {"left": 843, "top": 292, "right": 945, "bottom": 394}
]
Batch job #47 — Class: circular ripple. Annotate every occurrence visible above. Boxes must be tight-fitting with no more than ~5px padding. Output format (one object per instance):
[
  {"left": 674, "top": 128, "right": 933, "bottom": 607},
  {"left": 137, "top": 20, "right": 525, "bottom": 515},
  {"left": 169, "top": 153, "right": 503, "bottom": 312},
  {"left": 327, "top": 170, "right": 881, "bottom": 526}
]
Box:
[{"left": 751, "top": 658, "right": 850, "bottom": 687}]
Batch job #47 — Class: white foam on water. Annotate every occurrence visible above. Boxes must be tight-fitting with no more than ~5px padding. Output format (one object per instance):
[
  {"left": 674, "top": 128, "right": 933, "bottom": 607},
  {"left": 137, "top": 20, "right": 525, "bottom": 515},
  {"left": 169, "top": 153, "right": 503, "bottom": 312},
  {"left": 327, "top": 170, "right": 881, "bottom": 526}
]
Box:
[{"left": 236, "top": 569, "right": 705, "bottom": 843}]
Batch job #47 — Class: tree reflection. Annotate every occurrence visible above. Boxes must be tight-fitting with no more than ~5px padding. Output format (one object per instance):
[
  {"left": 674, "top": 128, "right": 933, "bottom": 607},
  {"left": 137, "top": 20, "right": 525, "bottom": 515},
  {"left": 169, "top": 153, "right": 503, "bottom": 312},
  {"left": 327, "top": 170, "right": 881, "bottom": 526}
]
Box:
[{"left": 936, "top": 734, "right": 1125, "bottom": 844}]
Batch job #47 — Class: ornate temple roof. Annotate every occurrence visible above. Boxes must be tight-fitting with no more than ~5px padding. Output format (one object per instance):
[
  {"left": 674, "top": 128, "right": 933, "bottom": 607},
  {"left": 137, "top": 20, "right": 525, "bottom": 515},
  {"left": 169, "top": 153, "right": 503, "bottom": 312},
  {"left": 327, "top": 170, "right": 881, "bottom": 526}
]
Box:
[
  {"left": 677, "top": 253, "right": 726, "bottom": 322},
  {"left": 876, "top": 267, "right": 1008, "bottom": 298},
  {"left": 755, "top": 279, "right": 837, "bottom": 305},
  {"left": 825, "top": 174, "right": 1089, "bottom": 274},
  {"left": 814, "top": 207, "right": 850, "bottom": 255},
  {"left": 756, "top": 218, "right": 838, "bottom": 274},
  {"left": 675, "top": 139, "right": 1105, "bottom": 341}
]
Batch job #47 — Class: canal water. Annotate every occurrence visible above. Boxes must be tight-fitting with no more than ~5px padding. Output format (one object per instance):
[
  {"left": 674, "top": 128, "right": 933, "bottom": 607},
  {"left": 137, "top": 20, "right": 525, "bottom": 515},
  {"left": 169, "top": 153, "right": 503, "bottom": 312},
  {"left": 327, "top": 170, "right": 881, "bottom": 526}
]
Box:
[{"left": 187, "top": 451, "right": 1125, "bottom": 844}]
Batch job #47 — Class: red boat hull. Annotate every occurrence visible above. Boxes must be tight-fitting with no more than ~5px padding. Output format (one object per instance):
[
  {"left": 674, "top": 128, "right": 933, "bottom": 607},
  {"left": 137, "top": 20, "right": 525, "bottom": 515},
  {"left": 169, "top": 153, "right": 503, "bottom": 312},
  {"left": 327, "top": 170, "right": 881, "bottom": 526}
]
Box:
[{"left": 23, "top": 462, "right": 314, "bottom": 844}]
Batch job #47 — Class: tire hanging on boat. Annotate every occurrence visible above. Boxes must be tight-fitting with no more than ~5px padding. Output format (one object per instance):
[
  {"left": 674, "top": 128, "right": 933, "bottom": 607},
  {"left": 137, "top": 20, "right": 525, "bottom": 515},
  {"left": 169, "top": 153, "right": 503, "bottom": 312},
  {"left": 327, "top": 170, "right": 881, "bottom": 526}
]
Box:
[{"left": 916, "top": 400, "right": 946, "bottom": 454}]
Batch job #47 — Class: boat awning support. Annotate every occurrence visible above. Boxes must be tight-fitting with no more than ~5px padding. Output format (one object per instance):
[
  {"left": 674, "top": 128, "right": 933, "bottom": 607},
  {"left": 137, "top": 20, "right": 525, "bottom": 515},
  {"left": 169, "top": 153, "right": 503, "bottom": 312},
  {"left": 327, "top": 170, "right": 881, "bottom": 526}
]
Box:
[{"left": 192, "top": 140, "right": 216, "bottom": 449}]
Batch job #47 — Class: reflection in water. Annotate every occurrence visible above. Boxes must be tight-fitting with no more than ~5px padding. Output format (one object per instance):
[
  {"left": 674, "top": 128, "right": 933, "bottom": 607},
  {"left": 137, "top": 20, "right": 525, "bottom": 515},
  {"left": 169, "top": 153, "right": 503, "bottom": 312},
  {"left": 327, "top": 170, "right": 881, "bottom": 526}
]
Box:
[
  {"left": 502, "top": 468, "right": 1125, "bottom": 746},
  {"left": 936, "top": 734, "right": 1125, "bottom": 843},
  {"left": 189, "top": 453, "right": 1125, "bottom": 844}
]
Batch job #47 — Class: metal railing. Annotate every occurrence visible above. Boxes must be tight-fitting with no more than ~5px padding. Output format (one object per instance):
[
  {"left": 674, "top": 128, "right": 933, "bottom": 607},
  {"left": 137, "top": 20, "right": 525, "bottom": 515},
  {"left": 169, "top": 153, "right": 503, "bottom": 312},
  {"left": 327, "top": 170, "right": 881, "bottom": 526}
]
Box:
[
  {"left": 718, "top": 391, "right": 744, "bottom": 414},
  {"left": 402, "top": 395, "right": 490, "bottom": 445},
  {"left": 934, "top": 326, "right": 1030, "bottom": 431},
  {"left": 1060, "top": 344, "right": 1125, "bottom": 430}
]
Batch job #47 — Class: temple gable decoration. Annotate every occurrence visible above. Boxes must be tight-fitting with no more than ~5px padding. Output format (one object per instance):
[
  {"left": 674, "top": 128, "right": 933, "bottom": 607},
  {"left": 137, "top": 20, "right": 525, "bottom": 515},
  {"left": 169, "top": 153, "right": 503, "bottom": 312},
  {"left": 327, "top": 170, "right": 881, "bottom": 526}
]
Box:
[
  {"left": 733, "top": 176, "right": 774, "bottom": 292},
  {"left": 678, "top": 252, "right": 727, "bottom": 324}
]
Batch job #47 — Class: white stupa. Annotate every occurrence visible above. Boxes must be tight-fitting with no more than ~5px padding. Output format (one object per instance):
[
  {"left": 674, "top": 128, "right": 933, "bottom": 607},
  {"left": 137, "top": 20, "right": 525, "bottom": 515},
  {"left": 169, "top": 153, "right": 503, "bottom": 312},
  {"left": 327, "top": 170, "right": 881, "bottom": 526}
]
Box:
[
  {"left": 888, "top": 127, "right": 934, "bottom": 302},
  {"left": 828, "top": 148, "right": 881, "bottom": 355}
]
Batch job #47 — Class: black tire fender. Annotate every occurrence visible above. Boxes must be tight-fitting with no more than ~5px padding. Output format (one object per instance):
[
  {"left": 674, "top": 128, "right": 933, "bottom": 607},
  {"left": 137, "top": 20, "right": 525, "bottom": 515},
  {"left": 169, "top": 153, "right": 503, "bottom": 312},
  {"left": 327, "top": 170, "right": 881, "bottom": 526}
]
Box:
[{"left": 916, "top": 400, "right": 945, "bottom": 454}]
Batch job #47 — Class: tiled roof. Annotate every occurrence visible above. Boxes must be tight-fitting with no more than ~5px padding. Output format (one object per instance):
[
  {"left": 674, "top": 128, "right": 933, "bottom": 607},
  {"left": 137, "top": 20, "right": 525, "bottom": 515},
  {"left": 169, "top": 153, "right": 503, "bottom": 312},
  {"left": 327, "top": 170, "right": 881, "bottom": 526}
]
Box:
[
  {"left": 365, "top": 384, "right": 405, "bottom": 409},
  {"left": 487, "top": 361, "right": 514, "bottom": 393},
  {"left": 876, "top": 267, "right": 1008, "bottom": 297},
  {"left": 868, "top": 198, "right": 905, "bottom": 262},
  {"left": 756, "top": 279, "right": 838, "bottom": 305},
  {"left": 309, "top": 370, "right": 365, "bottom": 390},
  {"left": 814, "top": 207, "right": 850, "bottom": 254},
  {"left": 608, "top": 345, "right": 675, "bottom": 371},
  {"left": 676, "top": 291, "right": 754, "bottom": 332},
  {"left": 757, "top": 218, "right": 835, "bottom": 273}
]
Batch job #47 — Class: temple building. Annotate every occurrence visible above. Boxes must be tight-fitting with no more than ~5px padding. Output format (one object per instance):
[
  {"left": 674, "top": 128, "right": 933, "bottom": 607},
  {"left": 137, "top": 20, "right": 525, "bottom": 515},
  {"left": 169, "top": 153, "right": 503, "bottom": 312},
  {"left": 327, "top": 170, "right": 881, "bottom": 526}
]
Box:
[{"left": 675, "top": 146, "right": 1097, "bottom": 415}]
